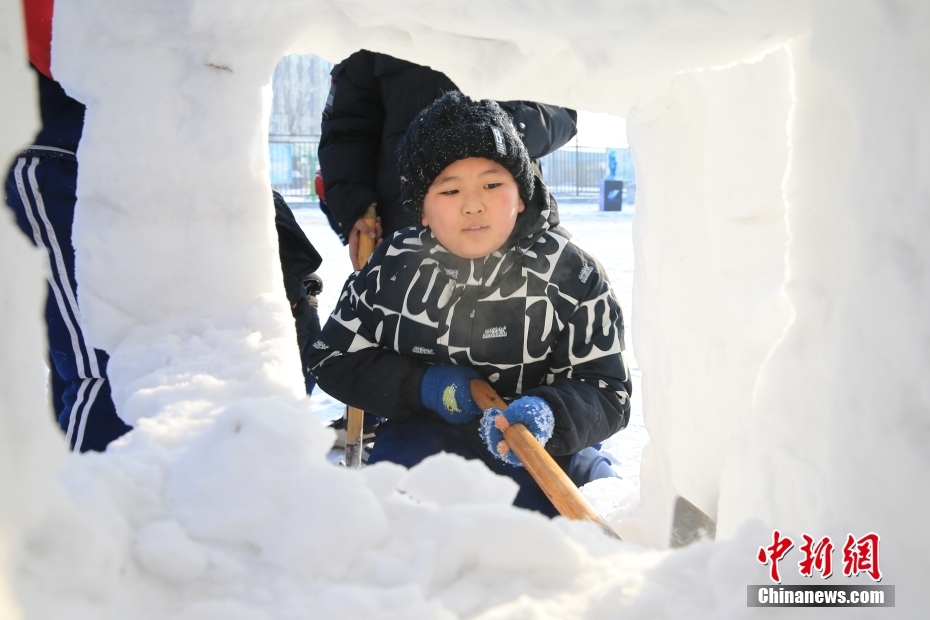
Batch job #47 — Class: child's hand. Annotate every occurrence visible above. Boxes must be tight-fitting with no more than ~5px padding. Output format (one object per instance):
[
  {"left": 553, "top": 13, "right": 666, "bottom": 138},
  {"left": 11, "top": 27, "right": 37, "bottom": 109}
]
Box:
[
  {"left": 479, "top": 396, "right": 555, "bottom": 467},
  {"left": 419, "top": 365, "right": 484, "bottom": 423},
  {"left": 348, "top": 215, "right": 383, "bottom": 270}
]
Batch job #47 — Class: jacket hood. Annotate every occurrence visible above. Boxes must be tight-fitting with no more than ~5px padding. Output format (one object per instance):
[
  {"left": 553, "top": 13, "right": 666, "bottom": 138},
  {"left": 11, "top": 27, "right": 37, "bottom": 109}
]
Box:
[{"left": 509, "top": 174, "right": 561, "bottom": 252}]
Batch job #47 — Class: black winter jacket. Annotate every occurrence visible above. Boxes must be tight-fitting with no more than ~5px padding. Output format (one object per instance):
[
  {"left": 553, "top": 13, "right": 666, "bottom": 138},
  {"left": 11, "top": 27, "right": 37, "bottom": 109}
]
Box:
[
  {"left": 318, "top": 50, "right": 578, "bottom": 242},
  {"left": 307, "top": 178, "right": 631, "bottom": 457}
]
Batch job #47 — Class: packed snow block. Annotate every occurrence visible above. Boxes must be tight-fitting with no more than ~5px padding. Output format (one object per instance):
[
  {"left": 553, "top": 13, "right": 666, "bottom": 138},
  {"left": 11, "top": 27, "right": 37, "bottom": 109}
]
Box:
[
  {"left": 360, "top": 461, "right": 408, "bottom": 500},
  {"left": 0, "top": 3, "right": 59, "bottom": 619},
  {"left": 166, "top": 403, "right": 389, "bottom": 581},
  {"left": 173, "top": 600, "right": 272, "bottom": 620},
  {"left": 16, "top": 483, "right": 129, "bottom": 604},
  {"left": 627, "top": 48, "right": 793, "bottom": 546},
  {"left": 103, "top": 296, "right": 316, "bottom": 429},
  {"left": 414, "top": 504, "right": 584, "bottom": 596},
  {"left": 718, "top": 4, "right": 930, "bottom": 598},
  {"left": 0, "top": 179, "right": 51, "bottom": 620},
  {"left": 399, "top": 452, "right": 519, "bottom": 507},
  {"left": 133, "top": 519, "right": 210, "bottom": 583},
  {"left": 49, "top": 0, "right": 316, "bottom": 411}
]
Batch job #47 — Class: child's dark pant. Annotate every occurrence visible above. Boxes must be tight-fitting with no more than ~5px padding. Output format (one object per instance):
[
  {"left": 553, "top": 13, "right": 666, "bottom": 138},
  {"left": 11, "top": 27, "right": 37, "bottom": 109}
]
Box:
[{"left": 6, "top": 148, "right": 131, "bottom": 452}]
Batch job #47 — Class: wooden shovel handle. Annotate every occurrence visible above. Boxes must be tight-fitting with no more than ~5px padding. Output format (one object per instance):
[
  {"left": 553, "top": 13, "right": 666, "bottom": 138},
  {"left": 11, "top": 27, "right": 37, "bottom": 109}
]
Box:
[
  {"left": 345, "top": 406, "right": 365, "bottom": 469},
  {"left": 470, "top": 379, "right": 620, "bottom": 538},
  {"left": 345, "top": 204, "right": 379, "bottom": 469}
]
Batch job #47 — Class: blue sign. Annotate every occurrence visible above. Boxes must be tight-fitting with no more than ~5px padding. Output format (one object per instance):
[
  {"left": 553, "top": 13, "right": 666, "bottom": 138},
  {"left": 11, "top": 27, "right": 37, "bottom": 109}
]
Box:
[{"left": 269, "top": 143, "right": 293, "bottom": 185}]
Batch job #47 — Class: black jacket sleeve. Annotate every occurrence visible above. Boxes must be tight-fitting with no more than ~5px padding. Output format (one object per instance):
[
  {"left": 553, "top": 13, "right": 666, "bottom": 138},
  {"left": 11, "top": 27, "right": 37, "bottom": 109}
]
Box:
[
  {"left": 273, "top": 191, "right": 322, "bottom": 304},
  {"left": 308, "top": 347, "right": 429, "bottom": 419},
  {"left": 318, "top": 50, "right": 384, "bottom": 241},
  {"left": 305, "top": 245, "right": 431, "bottom": 420},
  {"left": 528, "top": 376, "right": 629, "bottom": 457},
  {"left": 524, "top": 259, "right": 631, "bottom": 456},
  {"left": 497, "top": 101, "right": 578, "bottom": 159}
]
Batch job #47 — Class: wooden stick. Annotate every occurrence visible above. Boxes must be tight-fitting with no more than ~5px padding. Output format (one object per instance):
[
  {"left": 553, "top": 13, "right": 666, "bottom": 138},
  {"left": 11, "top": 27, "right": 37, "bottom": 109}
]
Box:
[
  {"left": 470, "top": 379, "right": 621, "bottom": 539},
  {"left": 345, "top": 204, "right": 379, "bottom": 469},
  {"left": 344, "top": 405, "right": 364, "bottom": 469}
]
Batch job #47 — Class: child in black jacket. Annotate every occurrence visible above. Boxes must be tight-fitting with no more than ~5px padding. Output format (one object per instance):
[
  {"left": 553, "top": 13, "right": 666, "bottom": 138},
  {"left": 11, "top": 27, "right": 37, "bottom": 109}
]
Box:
[
  {"left": 318, "top": 49, "right": 578, "bottom": 269},
  {"left": 308, "top": 92, "right": 631, "bottom": 516}
]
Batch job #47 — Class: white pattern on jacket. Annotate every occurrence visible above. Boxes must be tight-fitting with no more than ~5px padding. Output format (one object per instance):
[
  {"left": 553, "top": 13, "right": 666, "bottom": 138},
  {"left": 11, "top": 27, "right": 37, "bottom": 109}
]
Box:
[{"left": 309, "top": 181, "right": 631, "bottom": 456}]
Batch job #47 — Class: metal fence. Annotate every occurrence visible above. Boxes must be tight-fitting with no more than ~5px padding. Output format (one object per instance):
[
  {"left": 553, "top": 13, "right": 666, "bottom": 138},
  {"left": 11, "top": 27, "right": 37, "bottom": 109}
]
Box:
[
  {"left": 269, "top": 135, "right": 320, "bottom": 201},
  {"left": 269, "top": 136, "right": 636, "bottom": 204},
  {"left": 539, "top": 145, "right": 636, "bottom": 203}
]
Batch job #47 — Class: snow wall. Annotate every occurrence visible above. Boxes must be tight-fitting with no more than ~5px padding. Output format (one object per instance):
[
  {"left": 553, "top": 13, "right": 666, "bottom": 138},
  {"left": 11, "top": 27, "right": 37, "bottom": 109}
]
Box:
[
  {"left": 1, "top": 0, "right": 928, "bottom": 617},
  {"left": 1, "top": 3, "right": 56, "bottom": 620}
]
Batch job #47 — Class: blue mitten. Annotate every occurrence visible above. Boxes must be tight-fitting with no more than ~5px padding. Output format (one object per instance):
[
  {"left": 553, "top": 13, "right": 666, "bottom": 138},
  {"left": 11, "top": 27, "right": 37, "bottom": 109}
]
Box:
[
  {"left": 419, "top": 364, "right": 483, "bottom": 423},
  {"left": 479, "top": 396, "right": 555, "bottom": 467}
]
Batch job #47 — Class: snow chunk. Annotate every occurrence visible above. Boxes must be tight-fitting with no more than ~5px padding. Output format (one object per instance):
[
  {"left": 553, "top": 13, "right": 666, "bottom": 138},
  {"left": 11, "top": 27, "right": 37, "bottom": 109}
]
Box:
[
  {"left": 415, "top": 505, "right": 584, "bottom": 597},
  {"left": 360, "top": 460, "right": 408, "bottom": 499},
  {"left": 167, "top": 404, "right": 390, "bottom": 580},
  {"left": 173, "top": 600, "right": 270, "bottom": 620},
  {"left": 400, "top": 452, "right": 518, "bottom": 507}
]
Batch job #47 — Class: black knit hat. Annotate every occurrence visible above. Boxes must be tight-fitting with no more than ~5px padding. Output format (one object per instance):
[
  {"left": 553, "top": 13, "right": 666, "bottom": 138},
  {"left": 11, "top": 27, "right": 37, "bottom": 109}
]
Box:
[{"left": 397, "top": 91, "right": 534, "bottom": 221}]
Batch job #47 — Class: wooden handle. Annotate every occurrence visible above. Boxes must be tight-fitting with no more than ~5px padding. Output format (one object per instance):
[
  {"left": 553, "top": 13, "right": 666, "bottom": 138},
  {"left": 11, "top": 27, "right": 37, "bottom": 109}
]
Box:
[
  {"left": 356, "top": 204, "right": 378, "bottom": 268},
  {"left": 470, "top": 379, "right": 509, "bottom": 410},
  {"left": 345, "top": 204, "right": 379, "bottom": 468},
  {"left": 470, "top": 379, "right": 620, "bottom": 538},
  {"left": 345, "top": 405, "right": 364, "bottom": 469}
]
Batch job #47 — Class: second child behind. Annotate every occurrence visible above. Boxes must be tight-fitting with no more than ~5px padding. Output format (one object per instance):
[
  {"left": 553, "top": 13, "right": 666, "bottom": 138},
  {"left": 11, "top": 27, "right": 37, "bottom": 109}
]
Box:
[{"left": 308, "top": 92, "right": 631, "bottom": 516}]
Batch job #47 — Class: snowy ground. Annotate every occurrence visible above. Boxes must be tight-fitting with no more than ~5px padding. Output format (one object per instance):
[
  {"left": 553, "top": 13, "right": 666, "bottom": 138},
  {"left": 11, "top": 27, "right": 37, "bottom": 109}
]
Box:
[{"left": 294, "top": 198, "right": 647, "bottom": 500}]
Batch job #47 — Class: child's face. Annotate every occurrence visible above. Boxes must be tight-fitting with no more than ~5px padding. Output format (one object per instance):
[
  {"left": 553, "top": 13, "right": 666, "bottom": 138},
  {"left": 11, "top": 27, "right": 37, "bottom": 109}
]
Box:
[{"left": 421, "top": 157, "right": 525, "bottom": 259}]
